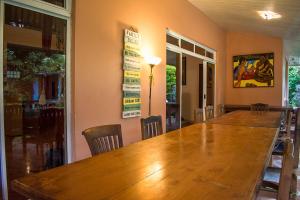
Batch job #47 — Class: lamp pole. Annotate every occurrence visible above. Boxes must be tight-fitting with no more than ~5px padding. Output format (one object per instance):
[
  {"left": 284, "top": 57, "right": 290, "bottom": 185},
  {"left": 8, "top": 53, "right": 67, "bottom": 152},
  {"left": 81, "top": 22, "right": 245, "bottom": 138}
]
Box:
[
  {"left": 145, "top": 55, "right": 161, "bottom": 116},
  {"left": 148, "top": 64, "right": 154, "bottom": 116}
]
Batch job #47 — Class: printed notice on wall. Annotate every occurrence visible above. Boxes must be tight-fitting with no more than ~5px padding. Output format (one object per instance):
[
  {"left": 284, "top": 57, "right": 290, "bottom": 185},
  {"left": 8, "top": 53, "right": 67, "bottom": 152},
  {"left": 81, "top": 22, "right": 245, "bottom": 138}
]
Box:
[{"left": 122, "top": 29, "right": 142, "bottom": 118}]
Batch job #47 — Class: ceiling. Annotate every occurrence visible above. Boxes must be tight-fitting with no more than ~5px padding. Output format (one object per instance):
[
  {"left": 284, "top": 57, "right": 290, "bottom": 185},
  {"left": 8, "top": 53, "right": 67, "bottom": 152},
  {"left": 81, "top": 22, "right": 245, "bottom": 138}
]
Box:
[{"left": 188, "top": 0, "right": 300, "bottom": 63}]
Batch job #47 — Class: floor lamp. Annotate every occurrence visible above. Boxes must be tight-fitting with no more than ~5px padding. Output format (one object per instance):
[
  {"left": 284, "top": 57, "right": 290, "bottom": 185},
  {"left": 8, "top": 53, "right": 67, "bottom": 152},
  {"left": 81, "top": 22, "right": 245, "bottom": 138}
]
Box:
[{"left": 145, "top": 56, "right": 161, "bottom": 116}]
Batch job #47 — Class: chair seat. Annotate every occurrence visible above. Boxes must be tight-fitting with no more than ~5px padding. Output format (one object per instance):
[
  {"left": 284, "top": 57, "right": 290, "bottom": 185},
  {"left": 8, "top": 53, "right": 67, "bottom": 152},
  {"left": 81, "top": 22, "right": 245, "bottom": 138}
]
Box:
[
  {"left": 263, "top": 167, "right": 280, "bottom": 184},
  {"left": 272, "top": 140, "right": 284, "bottom": 155},
  {"left": 259, "top": 139, "right": 294, "bottom": 200},
  {"left": 272, "top": 133, "right": 294, "bottom": 156},
  {"left": 258, "top": 168, "right": 280, "bottom": 199},
  {"left": 256, "top": 189, "right": 277, "bottom": 200}
]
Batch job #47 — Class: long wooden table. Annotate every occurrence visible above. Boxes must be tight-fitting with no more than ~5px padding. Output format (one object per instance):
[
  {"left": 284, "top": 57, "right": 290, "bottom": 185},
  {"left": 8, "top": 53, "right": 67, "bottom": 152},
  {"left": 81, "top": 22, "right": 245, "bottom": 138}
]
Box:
[
  {"left": 208, "top": 110, "right": 282, "bottom": 128},
  {"left": 12, "top": 123, "right": 279, "bottom": 200}
]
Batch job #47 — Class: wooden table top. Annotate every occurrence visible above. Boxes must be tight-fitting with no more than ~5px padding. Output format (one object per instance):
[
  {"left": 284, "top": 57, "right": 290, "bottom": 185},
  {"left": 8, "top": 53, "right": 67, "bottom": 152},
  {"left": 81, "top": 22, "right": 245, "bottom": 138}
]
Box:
[
  {"left": 12, "top": 123, "right": 278, "bottom": 200},
  {"left": 208, "top": 110, "right": 282, "bottom": 128}
]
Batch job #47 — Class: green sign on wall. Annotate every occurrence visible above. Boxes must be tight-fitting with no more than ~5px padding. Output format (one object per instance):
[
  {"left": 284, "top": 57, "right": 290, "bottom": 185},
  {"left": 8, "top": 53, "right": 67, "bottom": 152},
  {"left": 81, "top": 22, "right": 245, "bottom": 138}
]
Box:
[{"left": 122, "top": 29, "right": 142, "bottom": 118}]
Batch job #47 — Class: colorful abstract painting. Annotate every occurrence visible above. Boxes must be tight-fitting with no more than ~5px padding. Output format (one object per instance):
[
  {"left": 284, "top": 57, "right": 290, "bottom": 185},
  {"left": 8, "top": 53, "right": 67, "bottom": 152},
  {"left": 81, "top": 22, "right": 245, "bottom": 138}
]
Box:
[{"left": 233, "top": 53, "right": 274, "bottom": 88}]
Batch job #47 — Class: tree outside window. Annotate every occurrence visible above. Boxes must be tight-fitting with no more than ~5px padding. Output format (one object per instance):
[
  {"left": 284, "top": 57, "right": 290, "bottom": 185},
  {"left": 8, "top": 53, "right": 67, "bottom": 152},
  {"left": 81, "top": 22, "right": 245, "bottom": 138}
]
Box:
[
  {"left": 288, "top": 66, "right": 300, "bottom": 107},
  {"left": 166, "top": 65, "right": 177, "bottom": 103}
]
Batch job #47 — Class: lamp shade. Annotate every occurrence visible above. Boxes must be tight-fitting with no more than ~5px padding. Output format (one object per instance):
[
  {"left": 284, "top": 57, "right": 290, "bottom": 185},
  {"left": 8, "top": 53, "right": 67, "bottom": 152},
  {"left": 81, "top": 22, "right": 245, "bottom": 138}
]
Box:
[{"left": 144, "top": 55, "right": 161, "bottom": 66}]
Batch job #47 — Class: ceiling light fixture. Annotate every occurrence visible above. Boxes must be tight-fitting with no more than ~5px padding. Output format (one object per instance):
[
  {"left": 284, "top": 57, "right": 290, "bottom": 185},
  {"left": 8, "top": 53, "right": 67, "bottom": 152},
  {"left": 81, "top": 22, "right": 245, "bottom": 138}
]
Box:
[{"left": 257, "top": 11, "right": 282, "bottom": 20}]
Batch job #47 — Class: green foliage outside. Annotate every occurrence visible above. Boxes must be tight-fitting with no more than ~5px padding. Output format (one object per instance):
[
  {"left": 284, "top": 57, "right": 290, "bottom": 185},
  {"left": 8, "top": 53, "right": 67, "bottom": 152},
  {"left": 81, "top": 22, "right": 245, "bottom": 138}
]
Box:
[
  {"left": 5, "top": 49, "right": 65, "bottom": 78},
  {"left": 166, "top": 65, "right": 176, "bottom": 102},
  {"left": 4, "top": 49, "right": 65, "bottom": 102},
  {"left": 288, "top": 66, "right": 300, "bottom": 107}
]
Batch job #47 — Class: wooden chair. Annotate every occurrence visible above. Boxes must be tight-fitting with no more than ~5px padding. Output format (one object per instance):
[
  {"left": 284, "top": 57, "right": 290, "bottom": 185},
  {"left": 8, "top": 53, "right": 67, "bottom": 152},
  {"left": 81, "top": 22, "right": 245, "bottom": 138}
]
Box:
[
  {"left": 82, "top": 124, "right": 123, "bottom": 156},
  {"left": 292, "top": 109, "right": 300, "bottom": 168},
  {"left": 272, "top": 112, "right": 292, "bottom": 157},
  {"left": 140, "top": 116, "right": 163, "bottom": 140},
  {"left": 251, "top": 103, "right": 269, "bottom": 112},
  {"left": 258, "top": 139, "right": 294, "bottom": 200},
  {"left": 279, "top": 110, "right": 290, "bottom": 133},
  {"left": 166, "top": 103, "right": 180, "bottom": 131},
  {"left": 194, "top": 108, "right": 204, "bottom": 123},
  {"left": 205, "top": 105, "right": 214, "bottom": 121},
  {"left": 217, "top": 104, "right": 225, "bottom": 116}
]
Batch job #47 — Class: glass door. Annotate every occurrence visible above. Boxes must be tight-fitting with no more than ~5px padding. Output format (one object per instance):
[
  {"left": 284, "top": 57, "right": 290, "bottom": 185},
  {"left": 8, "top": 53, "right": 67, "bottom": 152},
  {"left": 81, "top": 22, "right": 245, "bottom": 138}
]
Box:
[
  {"left": 181, "top": 54, "right": 203, "bottom": 127},
  {"left": 2, "top": 4, "right": 67, "bottom": 199},
  {"left": 199, "top": 63, "right": 204, "bottom": 109},
  {"left": 206, "top": 63, "right": 215, "bottom": 107},
  {"left": 201, "top": 61, "right": 215, "bottom": 119},
  {"left": 166, "top": 50, "right": 181, "bottom": 131},
  {"left": 166, "top": 30, "right": 216, "bottom": 127}
]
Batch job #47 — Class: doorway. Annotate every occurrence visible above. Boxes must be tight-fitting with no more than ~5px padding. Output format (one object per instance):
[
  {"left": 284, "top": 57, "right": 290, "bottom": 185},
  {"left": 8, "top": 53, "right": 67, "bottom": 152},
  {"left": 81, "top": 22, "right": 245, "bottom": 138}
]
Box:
[
  {"left": 181, "top": 54, "right": 203, "bottom": 127},
  {"left": 166, "top": 29, "right": 216, "bottom": 130},
  {"left": 206, "top": 62, "right": 215, "bottom": 107},
  {"left": 166, "top": 50, "right": 180, "bottom": 132},
  {"left": 0, "top": 1, "right": 72, "bottom": 199},
  {"left": 288, "top": 65, "right": 300, "bottom": 107}
]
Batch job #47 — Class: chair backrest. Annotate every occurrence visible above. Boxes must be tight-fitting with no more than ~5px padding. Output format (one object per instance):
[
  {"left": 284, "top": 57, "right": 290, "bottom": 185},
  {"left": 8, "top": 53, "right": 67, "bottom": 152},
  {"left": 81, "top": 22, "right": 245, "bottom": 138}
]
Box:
[
  {"left": 278, "top": 139, "right": 294, "bottom": 200},
  {"left": 166, "top": 103, "right": 180, "bottom": 131},
  {"left": 194, "top": 108, "right": 204, "bottom": 123},
  {"left": 250, "top": 103, "right": 269, "bottom": 112},
  {"left": 82, "top": 124, "right": 123, "bottom": 156},
  {"left": 140, "top": 116, "right": 163, "bottom": 140},
  {"left": 279, "top": 110, "right": 290, "bottom": 132},
  {"left": 217, "top": 104, "right": 225, "bottom": 116},
  {"left": 205, "top": 105, "right": 214, "bottom": 120}
]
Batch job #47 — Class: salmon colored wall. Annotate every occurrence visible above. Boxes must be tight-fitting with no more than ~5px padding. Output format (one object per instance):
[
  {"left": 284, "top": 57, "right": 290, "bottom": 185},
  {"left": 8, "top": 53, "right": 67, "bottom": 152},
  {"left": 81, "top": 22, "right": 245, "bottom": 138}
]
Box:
[
  {"left": 73, "top": 0, "right": 226, "bottom": 160},
  {"left": 225, "top": 32, "right": 283, "bottom": 106}
]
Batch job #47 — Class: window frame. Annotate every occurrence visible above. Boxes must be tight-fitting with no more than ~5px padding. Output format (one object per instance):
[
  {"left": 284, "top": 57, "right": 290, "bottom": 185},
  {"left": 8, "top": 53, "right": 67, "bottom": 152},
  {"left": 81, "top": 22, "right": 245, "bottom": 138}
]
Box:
[{"left": 0, "top": 0, "right": 72, "bottom": 199}]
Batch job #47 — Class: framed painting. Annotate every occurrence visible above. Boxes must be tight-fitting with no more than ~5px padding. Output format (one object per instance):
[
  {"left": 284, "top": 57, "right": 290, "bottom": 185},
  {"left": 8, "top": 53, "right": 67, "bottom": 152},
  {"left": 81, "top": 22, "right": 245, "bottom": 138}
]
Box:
[{"left": 233, "top": 53, "right": 274, "bottom": 88}]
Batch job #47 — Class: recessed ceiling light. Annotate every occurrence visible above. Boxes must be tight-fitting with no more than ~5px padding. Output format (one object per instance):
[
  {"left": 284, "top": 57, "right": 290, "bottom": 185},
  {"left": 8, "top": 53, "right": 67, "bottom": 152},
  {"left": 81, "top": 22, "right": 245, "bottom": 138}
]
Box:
[{"left": 257, "top": 11, "right": 282, "bottom": 20}]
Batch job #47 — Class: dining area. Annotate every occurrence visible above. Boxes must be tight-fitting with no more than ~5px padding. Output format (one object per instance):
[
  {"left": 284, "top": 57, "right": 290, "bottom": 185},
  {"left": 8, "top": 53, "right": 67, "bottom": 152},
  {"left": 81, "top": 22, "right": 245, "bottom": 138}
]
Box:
[{"left": 10, "top": 103, "right": 300, "bottom": 199}]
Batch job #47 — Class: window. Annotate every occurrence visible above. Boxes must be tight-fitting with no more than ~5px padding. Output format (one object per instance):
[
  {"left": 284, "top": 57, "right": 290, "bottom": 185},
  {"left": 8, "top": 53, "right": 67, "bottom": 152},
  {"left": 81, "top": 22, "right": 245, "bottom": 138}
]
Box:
[
  {"left": 205, "top": 51, "right": 214, "bottom": 59},
  {"left": 288, "top": 66, "right": 300, "bottom": 107},
  {"left": 166, "top": 65, "right": 177, "bottom": 103},
  {"left": 0, "top": 0, "right": 71, "bottom": 199},
  {"left": 167, "top": 35, "right": 179, "bottom": 46},
  {"left": 3, "top": 5, "right": 67, "bottom": 199},
  {"left": 195, "top": 46, "right": 205, "bottom": 56},
  {"left": 181, "top": 40, "right": 194, "bottom": 52},
  {"left": 41, "top": 0, "right": 65, "bottom": 7},
  {"left": 166, "top": 30, "right": 216, "bottom": 62}
]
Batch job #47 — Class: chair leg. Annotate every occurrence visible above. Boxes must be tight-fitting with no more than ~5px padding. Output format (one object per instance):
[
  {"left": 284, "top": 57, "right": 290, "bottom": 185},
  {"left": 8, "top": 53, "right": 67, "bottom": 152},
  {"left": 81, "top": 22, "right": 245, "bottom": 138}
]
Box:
[{"left": 290, "top": 173, "right": 297, "bottom": 199}]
